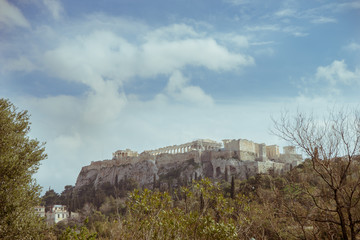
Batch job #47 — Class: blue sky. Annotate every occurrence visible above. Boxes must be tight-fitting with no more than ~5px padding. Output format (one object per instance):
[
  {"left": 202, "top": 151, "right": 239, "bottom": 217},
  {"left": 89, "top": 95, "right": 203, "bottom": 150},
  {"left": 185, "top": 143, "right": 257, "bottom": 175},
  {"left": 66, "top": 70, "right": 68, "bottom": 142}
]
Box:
[{"left": 0, "top": 0, "right": 359, "bottom": 193}]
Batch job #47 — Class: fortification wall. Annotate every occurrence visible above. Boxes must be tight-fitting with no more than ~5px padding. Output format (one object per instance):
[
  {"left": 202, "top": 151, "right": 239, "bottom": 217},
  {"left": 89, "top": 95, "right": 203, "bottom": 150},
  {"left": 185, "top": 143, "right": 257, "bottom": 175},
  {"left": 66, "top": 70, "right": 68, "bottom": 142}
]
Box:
[
  {"left": 266, "top": 145, "right": 280, "bottom": 159},
  {"left": 277, "top": 153, "right": 302, "bottom": 164},
  {"left": 155, "top": 151, "right": 200, "bottom": 165},
  {"left": 240, "top": 139, "right": 255, "bottom": 153},
  {"left": 83, "top": 154, "right": 151, "bottom": 172},
  {"left": 222, "top": 139, "right": 240, "bottom": 152},
  {"left": 84, "top": 160, "right": 113, "bottom": 171},
  {"left": 239, "top": 151, "right": 256, "bottom": 161},
  {"left": 256, "top": 161, "right": 284, "bottom": 174},
  {"left": 210, "top": 158, "right": 245, "bottom": 179},
  {"left": 202, "top": 150, "right": 239, "bottom": 161}
]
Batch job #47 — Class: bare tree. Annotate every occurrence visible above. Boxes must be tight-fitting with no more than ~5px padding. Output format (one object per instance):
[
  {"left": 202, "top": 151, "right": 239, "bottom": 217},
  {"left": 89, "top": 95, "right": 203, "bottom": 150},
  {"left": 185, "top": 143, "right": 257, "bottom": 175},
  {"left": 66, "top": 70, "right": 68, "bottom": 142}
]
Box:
[{"left": 272, "top": 109, "right": 360, "bottom": 240}]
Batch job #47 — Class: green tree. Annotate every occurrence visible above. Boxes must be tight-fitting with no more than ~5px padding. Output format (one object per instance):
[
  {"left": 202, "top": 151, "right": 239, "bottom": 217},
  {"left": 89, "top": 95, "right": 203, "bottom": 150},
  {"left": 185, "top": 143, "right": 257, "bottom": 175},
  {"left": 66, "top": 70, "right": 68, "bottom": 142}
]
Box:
[
  {"left": 60, "top": 185, "right": 74, "bottom": 211},
  {"left": 42, "top": 188, "right": 60, "bottom": 210},
  {"left": 0, "top": 99, "right": 47, "bottom": 239},
  {"left": 230, "top": 176, "right": 235, "bottom": 199}
]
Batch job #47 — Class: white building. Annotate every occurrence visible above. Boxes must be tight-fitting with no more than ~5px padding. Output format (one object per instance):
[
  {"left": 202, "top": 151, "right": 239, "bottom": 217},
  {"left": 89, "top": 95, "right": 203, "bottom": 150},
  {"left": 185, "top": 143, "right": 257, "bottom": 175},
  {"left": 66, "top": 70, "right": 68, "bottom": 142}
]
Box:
[
  {"left": 46, "top": 205, "right": 69, "bottom": 225},
  {"left": 34, "top": 206, "right": 45, "bottom": 218}
]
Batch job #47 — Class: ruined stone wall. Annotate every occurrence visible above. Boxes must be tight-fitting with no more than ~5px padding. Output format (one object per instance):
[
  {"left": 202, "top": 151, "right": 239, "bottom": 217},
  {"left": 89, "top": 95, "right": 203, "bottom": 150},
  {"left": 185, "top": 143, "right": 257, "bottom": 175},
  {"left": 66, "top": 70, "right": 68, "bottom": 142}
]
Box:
[
  {"left": 239, "top": 151, "right": 256, "bottom": 161},
  {"left": 239, "top": 139, "right": 256, "bottom": 153},
  {"left": 254, "top": 144, "right": 260, "bottom": 157},
  {"left": 84, "top": 154, "right": 148, "bottom": 172},
  {"left": 210, "top": 158, "right": 246, "bottom": 179},
  {"left": 256, "top": 144, "right": 267, "bottom": 161},
  {"left": 223, "top": 139, "right": 258, "bottom": 161},
  {"left": 202, "top": 150, "right": 239, "bottom": 162},
  {"left": 222, "top": 139, "right": 240, "bottom": 152},
  {"left": 266, "top": 145, "right": 280, "bottom": 159},
  {"left": 155, "top": 151, "right": 200, "bottom": 165},
  {"left": 277, "top": 153, "right": 302, "bottom": 164},
  {"left": 84, "top": 160, "right": 114, "bottom": 171},
  {"left": 256, "top": 161, "right": 284, "bottom": 174}
]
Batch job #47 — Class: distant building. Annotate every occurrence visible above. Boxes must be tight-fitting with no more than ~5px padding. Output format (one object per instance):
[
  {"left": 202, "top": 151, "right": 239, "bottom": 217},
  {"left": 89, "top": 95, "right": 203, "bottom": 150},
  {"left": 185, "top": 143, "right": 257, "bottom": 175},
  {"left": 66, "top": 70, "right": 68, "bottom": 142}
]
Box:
[
  {"left": 46, "top": 205, "right": 69, "bottom": 225},
  {"left": 113, "top": 149, "right": 139, "bottom": 159},
  {"left": 34, "top": 206, "right": 45, "bottom": 218}
]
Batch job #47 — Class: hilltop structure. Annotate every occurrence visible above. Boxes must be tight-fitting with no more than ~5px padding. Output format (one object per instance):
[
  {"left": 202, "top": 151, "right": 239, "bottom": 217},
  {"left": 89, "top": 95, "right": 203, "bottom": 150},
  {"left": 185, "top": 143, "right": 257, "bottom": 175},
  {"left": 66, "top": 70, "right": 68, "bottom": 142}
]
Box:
[
  {"left": 46, "top": 205, "right": 69, "bottom": 225},
  {"left": 76, "top": 138, "right": 302, "bottom": 191}
]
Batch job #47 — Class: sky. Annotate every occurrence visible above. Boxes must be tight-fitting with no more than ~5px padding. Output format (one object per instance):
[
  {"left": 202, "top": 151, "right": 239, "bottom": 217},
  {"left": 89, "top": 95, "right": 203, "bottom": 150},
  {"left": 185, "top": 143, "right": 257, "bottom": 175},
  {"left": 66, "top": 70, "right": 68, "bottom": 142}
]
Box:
[{"left": 0, "top": 0, "right": 359, "bottom": 193}]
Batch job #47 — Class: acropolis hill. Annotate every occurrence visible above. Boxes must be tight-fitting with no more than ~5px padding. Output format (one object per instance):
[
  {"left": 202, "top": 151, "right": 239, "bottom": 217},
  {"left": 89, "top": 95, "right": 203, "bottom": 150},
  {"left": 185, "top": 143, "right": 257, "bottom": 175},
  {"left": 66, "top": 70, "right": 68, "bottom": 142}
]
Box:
[{"left": 75, "top": 138, "right": 302, "bottom": 189}]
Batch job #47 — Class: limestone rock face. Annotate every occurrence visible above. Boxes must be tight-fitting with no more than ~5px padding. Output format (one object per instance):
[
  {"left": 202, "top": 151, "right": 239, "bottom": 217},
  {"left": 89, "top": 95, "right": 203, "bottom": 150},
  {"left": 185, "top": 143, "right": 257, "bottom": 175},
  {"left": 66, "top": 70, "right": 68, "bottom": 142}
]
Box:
[
  {"left": 75, "top": 160, "right": 158, "bottom": 190},
  {"left": 74, "top": 152, "right": 205, "bottom": 192}
]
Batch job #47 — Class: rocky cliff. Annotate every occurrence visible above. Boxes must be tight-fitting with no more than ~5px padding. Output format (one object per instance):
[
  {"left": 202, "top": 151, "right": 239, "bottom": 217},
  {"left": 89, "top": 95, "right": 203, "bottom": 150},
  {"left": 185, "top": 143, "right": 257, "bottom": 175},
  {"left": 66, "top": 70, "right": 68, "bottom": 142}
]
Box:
[{"left": 74, "top": 149, "right": 299, "bottom": 193}]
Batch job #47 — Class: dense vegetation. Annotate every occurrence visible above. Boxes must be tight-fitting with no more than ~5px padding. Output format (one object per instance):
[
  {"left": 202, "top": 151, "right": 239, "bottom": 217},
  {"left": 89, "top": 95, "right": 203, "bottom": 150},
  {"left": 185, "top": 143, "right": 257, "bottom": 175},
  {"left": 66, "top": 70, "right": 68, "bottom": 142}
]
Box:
[{"left": 0, "top": 99, "right": 47, "bottom": 239}]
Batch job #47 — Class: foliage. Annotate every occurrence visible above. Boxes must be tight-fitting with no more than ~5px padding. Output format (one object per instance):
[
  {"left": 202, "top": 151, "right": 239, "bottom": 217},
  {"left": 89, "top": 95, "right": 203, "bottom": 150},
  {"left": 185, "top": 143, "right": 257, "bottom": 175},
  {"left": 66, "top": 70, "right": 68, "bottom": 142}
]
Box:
[
  {"left": 58, "top": 219, "right": 97, "bottom": 240},
  {"left": 121, "top": 179, "right": 240, "bottom": 239},
  {"left": 55, "top": 170, "right": 360, "bottom": 239},
  {"left": 42, "top": 189, "right": 60, "bottom": 210},
  {"left": 0, "top": 98, "right": 47, "bottom": 239}
]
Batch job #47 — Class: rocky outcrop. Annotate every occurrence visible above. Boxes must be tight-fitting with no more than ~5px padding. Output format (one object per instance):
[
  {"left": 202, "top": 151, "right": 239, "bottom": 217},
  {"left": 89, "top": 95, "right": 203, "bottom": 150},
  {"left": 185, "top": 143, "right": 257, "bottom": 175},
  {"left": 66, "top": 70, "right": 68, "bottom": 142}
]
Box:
[
  {"left": 75, "top": 151, "right": 203, "bottom": 190},
  {"left": 75, "top": 148, "right": 301, "bottom": 193}
]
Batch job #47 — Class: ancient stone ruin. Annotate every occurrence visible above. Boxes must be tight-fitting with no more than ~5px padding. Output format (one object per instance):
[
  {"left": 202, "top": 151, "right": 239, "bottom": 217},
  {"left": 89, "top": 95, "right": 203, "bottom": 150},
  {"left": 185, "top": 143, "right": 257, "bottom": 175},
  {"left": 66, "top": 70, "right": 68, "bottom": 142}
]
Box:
[
  {"left": 112, "top": 138, "right": 302, "bottom": 167},
  {"left": 143, "top": 139, "right": 222, "bottom": 155},
  {"left": 76, "top": 138, "right": 303, "bottom": 190}
]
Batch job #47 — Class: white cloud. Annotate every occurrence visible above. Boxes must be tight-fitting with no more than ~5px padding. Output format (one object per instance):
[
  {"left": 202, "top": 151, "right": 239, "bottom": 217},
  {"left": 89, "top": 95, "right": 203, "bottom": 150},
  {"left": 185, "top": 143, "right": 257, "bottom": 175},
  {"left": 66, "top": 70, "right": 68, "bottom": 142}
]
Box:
[
  {"left": 283, "top": 26, "right": 308, "bottom": 37},
  {"left": 311, "top": 16, "right": 337, "bottom": 24},
  {"left": 337, "top": 1, "right": 360, "bottom": 10},
  {"left": 220, "top": 33, "right": 249, "bottom": 48},
  {"left": 31, "top": 20, "right": 253, "bottom": 139},
  {"left": 316, "top": 60, "right": 360, "bottom": 86},
  {"left": 246, "top": 25, "right": 280, "bottom": 32},
  {"left": 250, "top": 41, "right": 274, "bottom": 46},
  {"left": 298, "top": 60, "right": 360, "bottom": 97},
  {"left": 344, "top": 42, "right": 360, "bottom": 51},
  {"left": 42, "top": 0, "right": 63, "bottom": 20},
  {"left": 145, "top": 24, "right": 200, "bottom": 41},
  {"left": 274, "top": 9, "right": 296, "bottom": 18},
  {"left": 292, "top": 31, "right": 308, "bottom": 37},
  {"left": 1, "top": 14, "right": 259, "bottom": 192},
  {"left": 0, "top": 0, "right": 30, "bottom": 28},
  {"left": 42, "top": 24, "right": 254, "bottom": 85},
  {"left": 140, "top": 37, "right": 254, "bottom": 76},
  {"left": 163, "top": 71, "right": 214, "bottom": 106},
  {"left": 42, "top": 30, "right": 138, "bottom": 86},
  {"left": 246, "top": 24, "right": 308, "bottom": 37}
]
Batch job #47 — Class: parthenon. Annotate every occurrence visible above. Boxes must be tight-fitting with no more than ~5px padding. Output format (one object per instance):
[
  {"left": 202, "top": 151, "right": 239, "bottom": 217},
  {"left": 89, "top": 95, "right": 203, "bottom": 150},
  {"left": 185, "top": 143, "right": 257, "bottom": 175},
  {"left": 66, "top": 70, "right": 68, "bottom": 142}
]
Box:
[{"left": 144, "top": 139, "right": 222, "bottom": 155}]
